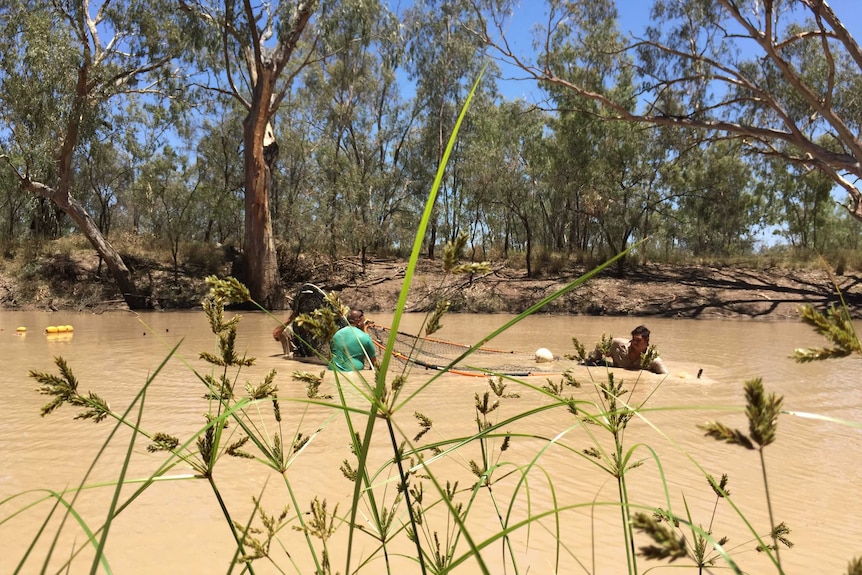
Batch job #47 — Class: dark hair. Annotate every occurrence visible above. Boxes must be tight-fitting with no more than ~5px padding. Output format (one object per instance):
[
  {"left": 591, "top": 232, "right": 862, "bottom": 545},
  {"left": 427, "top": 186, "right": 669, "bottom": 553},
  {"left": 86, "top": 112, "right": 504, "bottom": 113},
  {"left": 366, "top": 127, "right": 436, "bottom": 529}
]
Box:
[
  {"left": 631, "top": 325, "right": 650, "bottom": 339},
  {"left": 348, "top": 309, "right": 365, "bottom": 323}
]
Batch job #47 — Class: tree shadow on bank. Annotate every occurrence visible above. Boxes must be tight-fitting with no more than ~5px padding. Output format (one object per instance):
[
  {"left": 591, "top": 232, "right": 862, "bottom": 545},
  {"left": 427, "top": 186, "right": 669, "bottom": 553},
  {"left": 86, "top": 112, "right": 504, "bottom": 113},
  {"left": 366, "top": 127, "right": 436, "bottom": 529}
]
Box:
[
  {"left": 592, "top": 266, "right": 862, "bottom": 319},
  {"left": 376, "top": 263, "right": 862, "bottom": 320}
]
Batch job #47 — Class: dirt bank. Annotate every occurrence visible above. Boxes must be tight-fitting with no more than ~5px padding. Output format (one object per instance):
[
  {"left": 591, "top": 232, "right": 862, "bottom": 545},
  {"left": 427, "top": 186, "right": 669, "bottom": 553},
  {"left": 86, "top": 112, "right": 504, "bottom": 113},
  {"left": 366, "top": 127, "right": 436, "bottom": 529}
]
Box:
[
  {"left": 2, "top": 253, "right": 859, "bottom": 320},
  {"left": 332, "top": 258, "right": 862, "bottom": 320}
]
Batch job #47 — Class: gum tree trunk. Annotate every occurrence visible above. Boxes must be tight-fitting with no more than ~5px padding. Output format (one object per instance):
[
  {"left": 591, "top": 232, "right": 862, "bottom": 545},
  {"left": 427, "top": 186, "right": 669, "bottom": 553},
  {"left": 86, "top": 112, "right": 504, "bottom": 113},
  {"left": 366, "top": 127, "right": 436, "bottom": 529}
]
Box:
[
  {"left": 20, "top": 178, "right": 152, "bottom": 309},
  {"left": 242, "top": 88, "right": 283, "bottom": 309}
]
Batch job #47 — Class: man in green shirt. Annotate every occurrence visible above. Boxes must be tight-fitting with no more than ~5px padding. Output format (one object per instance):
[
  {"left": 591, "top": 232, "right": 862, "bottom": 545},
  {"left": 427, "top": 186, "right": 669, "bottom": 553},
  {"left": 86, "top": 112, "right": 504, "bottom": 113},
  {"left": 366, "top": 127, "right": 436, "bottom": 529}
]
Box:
[{"left": 330, "top": 309, "right": 379, "bottom": 372}]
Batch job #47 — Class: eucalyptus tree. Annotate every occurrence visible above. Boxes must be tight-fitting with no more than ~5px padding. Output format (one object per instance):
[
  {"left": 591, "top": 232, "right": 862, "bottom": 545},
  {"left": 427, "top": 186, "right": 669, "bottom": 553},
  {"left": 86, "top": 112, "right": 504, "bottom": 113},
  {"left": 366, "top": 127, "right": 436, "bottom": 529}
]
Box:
[
  {"left": 255, "top": 0, "right": 418, "bottom": 267},
  {"left": 672, "top": 140, "right": 762, "bottom": 256},
  {"left": 142, "top": 147, "right": 204, "bottom": 283},
  {"left": 297, "top": 0, "right": 406, "bottom": 265},
  {"left": 0, "top": 160, "right": 27, "bottom": 242},
  {"left": 548, "top": 105, "right": 678, "bottom": 269},
  {"left": 195, "top": 112, "right": 246, "bottom": 245},
  {"left": 301, "top": 1, "right": 419, "bottom": 266},
  {"left": 474, "top": 0, "right": 862, "bottom": 230},
  {"left": 405, "top": 0, "right": 497, "bottom": 259},
  {"left": 112, "top": 104, "right": 194, "bottom": 241},
  {"left": 78, "top": 140, "right": 133, "bottom": 240},
  {"left": 447, "top": 95, "right": 496, "bottom": 254},
  {"left": 429, "top": 116, "right": 472, "bottom": 248},
  {"left": 590, "top": 121, "right": 669, "bottom": 271},
  {"left": 541, "top": 110, "right": 597, "bottom": 255},
  {"left": 763, "top": 154, "right": 835, "bottom": 250},
  {"left": 532, "top": 0, "right": 672, "bottom": 270},
  {"left": 464, "top": 99, "right": 546, "bottom": 275},
  {"left": 820, "top": 205, "right": 862, "bottom": 255},
  {"left": 0, "top": 0, "right": 196, "bottom": 309},
  {"left": 180, "top": 0, "right": 319, "bottom": 309},
  {"left": 269, "top": 92, "right": 320, "bottom": 256},
  {"left": 361, "top": 90, "right": 424, "bottom": 260}
]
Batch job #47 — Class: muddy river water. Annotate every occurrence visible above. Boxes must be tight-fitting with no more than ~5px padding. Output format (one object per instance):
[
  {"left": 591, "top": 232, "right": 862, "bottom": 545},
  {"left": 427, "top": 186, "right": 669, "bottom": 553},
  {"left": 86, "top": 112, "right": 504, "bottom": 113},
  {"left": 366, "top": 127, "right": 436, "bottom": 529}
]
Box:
[{"left": 2, "top": 310, "right": 860, "bottom": 574}]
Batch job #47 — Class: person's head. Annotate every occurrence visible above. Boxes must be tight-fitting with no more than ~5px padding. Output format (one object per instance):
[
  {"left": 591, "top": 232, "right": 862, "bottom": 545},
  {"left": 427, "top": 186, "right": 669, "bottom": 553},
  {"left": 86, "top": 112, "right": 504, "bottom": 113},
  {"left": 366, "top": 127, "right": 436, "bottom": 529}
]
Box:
[
  {"left": 630, "top": 325, "right": 651, "bottom": 353},
  {"left": 348, "top": 309, "right": 365, "bottom": 327}
]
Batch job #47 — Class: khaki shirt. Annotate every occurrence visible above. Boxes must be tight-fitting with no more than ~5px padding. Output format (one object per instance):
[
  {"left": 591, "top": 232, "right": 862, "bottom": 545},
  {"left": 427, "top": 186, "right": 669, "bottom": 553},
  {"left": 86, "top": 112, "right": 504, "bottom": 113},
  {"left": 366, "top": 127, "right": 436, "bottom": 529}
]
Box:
[{"left": 609, "top": 337, "right": 668, "bottom": 374}]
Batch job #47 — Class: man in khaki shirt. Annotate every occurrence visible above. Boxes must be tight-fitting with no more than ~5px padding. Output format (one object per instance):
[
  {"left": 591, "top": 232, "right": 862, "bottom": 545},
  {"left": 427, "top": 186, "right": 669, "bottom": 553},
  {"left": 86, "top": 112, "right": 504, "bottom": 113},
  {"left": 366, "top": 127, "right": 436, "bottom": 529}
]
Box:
[{"left": 590, "top": 325, "right": 668, "bottom": 374}]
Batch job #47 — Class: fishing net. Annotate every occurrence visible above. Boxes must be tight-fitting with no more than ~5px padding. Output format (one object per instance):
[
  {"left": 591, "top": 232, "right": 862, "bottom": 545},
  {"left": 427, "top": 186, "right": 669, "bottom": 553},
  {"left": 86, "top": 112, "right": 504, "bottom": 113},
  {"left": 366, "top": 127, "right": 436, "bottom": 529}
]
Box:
[{"left": 367, "top": 324, "right": 568, "bottom": 377}]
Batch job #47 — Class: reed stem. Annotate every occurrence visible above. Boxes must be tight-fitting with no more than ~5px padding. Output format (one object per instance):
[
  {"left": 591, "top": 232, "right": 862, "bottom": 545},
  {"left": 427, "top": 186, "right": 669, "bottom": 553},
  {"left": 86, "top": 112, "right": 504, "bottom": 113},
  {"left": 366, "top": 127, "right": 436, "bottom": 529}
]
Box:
[
  {"left": 385, "top": 415, "right": 427, "bottom": 575},
  {"left": 759, "top": 448, "right": 782, "bottom": 574}
]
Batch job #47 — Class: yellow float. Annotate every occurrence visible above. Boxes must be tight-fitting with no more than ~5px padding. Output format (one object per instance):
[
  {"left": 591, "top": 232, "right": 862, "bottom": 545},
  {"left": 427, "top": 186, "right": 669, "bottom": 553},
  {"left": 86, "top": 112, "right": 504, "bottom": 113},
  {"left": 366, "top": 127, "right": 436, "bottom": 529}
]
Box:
[
  {"left": 16, "top": 326, "right": 26, "bottom": 332},
  {"left": 45, "top": 325, "right": 74, "bottom": 334}
]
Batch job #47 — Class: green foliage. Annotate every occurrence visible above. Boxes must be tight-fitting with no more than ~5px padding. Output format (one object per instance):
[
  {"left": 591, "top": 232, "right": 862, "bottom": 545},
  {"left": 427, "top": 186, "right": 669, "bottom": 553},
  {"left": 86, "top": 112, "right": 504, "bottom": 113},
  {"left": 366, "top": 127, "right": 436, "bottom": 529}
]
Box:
[
  {"left": 568, "top": 337, "right": 587, "bottom": 361},
  {"left": 757, "top": 522, "right": 794, "bottom": 553},
  {"left": 292, "top": 370, "right": 332, "bottom": 400},
  {"left": 246, "top": 370, "right": 278, "bottom": 400},
  {"left": 442, "top": 232, "right": 470, "bottom": 273},
  {"left": 147, "top": 432, "right": 180, "bottom": 453},
  {"left": 413, "top": 411, "right": 433, "bottom": 442},
  {"left": 235, "top": 499, "right": 291, "bottom": 564},
  {"left": 631, "top": 512, "right": 687, "bottom": 562},
  {"left": 707, "top": 473, "right": 730, "bottom": 498},
  {"left": 698, "top": 377, "right": 792, "bottom": 569},
  {"left": 31, "top": 357, "right": 110, "bottom": 423},
  {"left": 700, "top": 421, "right": 756, "bottom": 450},
  {"left": 424, "top": 299, "right": 450, "bottom": 336},
  {"left": 292, "top": 290, "right": 348, "bottom": 357},
  {"left": 744, "top": 378, "right": 783, "bottom": 448},
  {"left": 639, "top": 344, "right": 661, "bottom": 371},
  {"left": 204, "top": 275, "right": 251, "bottom": 305},
  {"left": 700, "top": 378, "right": 782, "bottom": 450},
  {"left": 585, "top": 337, "right": 607, "bottom": 365},
  {"left": 792, "top": 303, "right": 862, "bottom": 362}
]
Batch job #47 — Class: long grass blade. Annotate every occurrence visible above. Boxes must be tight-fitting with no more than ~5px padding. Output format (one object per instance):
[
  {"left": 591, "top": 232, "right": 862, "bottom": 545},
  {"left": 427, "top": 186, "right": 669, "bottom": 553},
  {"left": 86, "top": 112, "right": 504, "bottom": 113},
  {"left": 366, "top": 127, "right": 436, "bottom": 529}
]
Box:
[
  {"left": 12, "top": 493, "right": 63, "bottom": 574},
  {"left": 344, "top": 66, "right": 489, "bottom": 575},
  {"left": 89, "top": 387, "right": 148, "bottom": 574}
]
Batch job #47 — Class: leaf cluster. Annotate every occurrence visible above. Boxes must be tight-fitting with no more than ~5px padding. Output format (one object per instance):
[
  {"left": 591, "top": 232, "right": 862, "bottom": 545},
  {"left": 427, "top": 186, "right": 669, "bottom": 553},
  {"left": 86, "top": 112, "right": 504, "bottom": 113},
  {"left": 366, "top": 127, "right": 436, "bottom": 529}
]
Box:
[
  {"left": 791, "top": 304, "right": 861, "bottom": 362},
  {"left": 31, "top": 357, "right": 110, "bottom": 423},
  {"left": 700, "top": 378, "right": 783, "bottom": 450}
]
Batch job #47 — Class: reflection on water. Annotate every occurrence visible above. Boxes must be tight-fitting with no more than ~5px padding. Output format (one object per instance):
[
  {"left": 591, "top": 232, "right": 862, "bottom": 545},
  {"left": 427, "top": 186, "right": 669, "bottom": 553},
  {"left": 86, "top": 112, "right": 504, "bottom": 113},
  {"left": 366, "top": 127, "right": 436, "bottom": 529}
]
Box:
[{"left": 1, "top": 310, "right": 860, "bottom": 574}]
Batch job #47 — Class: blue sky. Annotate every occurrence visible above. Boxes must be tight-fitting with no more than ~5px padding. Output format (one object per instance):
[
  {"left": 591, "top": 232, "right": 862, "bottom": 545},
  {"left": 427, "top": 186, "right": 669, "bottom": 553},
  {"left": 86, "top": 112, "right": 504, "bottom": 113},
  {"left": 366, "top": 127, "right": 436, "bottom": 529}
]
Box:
[
  {"left": 505, "top": 1, "right": 862, "bottom": 43},
  {"left": 494, "top": 0, "right": 862, "bottom": 102}
]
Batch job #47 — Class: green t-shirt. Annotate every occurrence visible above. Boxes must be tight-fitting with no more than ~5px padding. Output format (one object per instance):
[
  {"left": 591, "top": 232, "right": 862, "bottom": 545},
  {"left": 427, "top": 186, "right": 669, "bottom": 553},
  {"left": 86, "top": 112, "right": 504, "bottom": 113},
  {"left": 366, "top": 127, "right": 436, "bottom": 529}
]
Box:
[{"left": 329, "top": 326, "right": 376, "bottom": 371}]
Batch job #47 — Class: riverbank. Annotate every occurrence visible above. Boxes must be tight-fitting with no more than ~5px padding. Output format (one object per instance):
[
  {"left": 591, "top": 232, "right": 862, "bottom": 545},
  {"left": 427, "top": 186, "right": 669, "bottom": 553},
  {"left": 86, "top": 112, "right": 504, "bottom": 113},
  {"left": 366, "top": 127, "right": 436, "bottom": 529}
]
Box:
[
  {"left": 1, "top": 249, "right": 860, "bottom": 319},
  {"left": 335, "top": 258, "right": 862, "bottom": 320}
]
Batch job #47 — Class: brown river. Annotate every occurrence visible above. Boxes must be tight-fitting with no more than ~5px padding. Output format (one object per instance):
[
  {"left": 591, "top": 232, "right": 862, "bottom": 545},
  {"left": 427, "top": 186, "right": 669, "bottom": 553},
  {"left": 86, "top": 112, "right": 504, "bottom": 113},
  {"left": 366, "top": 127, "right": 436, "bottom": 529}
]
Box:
[{"left": 2, "top": 310, "right": 861, "bottom": 575}]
